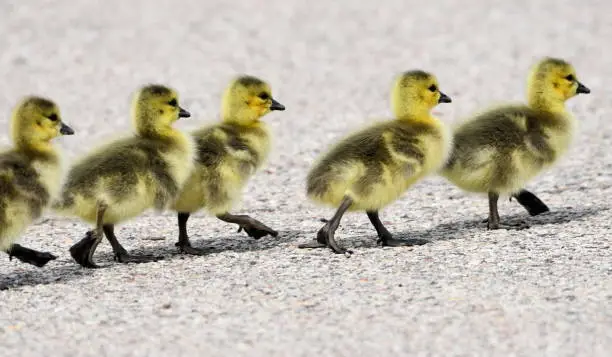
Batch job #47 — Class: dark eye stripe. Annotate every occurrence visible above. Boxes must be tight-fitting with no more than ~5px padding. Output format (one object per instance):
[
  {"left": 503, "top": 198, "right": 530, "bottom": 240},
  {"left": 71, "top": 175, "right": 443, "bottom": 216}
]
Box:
[
  {"left": 565, "top": 74, "right": 575, "bottom": 81},
  {"left": 168, "top": 98, "right": 178, "bottom": 106},
  {"left": 428, "top": 85, "right": 437, "bottom": 92},
  {"left": 258, "top": 92, "right": 270, "bottom": 100},
  {"left": 48, "top": 113, "right": 58, "bottom": 121}
]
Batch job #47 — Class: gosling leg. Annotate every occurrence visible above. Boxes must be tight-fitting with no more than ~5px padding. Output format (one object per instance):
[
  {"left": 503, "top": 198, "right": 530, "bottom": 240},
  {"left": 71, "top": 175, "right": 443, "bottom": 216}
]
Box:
[
  {"left": 216, "top": 213, "right": 278, "bottom": 239},
  {"left": 487, "top": 192, "right": 529, "bottom": 230},
  {"left": 482, "top": 189, "right": 548, "bottom": 223},
  {"left": 175, "top": 212, "right": 211, "bottom": 255},
  {"left": 103, "top": 224, "right": 163, "bottom": 264},
  {"left": 7, "top": 244, "right": 56, "bottom": 268},
  {"left": 69, "top": 201, "right": 107, "bottom": 268},
  {"left": 366, "top": 211, "right": 429, "bottom": 247},
  {"left": 298, "top": 196, "right": 353, "bottom": 255},
  {"left": 487, "top": 192, "right": 501, "bottom": 230}
]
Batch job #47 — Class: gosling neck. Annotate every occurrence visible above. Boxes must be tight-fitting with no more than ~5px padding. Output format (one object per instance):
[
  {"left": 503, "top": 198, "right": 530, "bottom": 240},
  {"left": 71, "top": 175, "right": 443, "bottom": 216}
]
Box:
[
  {"left": 527, "top": 86, "right": 568, "bottom": 114},
  {"left": 222, "top": 109, "right": 263, "bottom": 127},
  {"left": 15, "top": 138, "right": 58, "bottom": 161},
  {"left": 134, "top": 115, "right": 178, "bottom": 142},
  {"left": 394, "top": 107, "right": 433, "bottom": 123},
  {"left": 528, "top": 96, "right": 568, "bottom": 114}
]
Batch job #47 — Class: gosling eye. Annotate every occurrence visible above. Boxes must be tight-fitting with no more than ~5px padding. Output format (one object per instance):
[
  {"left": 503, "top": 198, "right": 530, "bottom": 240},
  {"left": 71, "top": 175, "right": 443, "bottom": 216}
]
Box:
[
  {"left": 565, "top": 74, "right": 575, "bottom": 81},
  {"left": 258, "top": 92, "right": 270, "bottom": 100},
  {"left": 48, "top": 113, "right": 58, "bottom": 121},
  {"left": 168, "top": 98, "right": 178, "bottom": 107},
  {"left": 428, "top": 85, "right": 437, "bottom": 92}
]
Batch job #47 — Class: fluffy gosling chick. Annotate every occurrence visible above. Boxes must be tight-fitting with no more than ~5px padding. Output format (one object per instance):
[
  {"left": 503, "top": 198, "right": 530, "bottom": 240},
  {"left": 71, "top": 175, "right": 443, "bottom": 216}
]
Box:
[
  {"left": 53, "top": 85, "right": 194, "bottom": 267},
  {"left": 0, "top": 96, "right": 74, "bottom": 267},
  {"left": 171, "top": 75, "right": 285, "bottom": 254},
  {"left": 299, "top": 70, "right": 452, "bottom": 254},
  {"left": 441, "top": 57, "right": 590, "bottom": 229}
]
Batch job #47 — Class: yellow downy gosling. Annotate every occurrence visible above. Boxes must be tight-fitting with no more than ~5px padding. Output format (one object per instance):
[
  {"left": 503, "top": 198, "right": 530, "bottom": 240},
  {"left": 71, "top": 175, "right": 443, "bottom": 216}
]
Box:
[
  {"left": 53, "top": 85, "right": 195, "bottom": 267},
  {"left": 441, "top": 57, "right": 590, "bottom": 229},
  {"left": 0, "top": 96, "right": 74, "bottom": 267},
  {"left": 171, "top": 75, "right": 285, "bottom": 254},
  {"left": 299, "top": 70, "right": 452, "bottom": 254}
]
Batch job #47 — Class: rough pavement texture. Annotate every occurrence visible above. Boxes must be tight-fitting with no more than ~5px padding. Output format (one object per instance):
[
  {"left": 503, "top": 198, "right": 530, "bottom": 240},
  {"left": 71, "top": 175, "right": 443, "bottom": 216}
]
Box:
[{"left": 0, "top": 0, "right": 610, "bottom": 356}]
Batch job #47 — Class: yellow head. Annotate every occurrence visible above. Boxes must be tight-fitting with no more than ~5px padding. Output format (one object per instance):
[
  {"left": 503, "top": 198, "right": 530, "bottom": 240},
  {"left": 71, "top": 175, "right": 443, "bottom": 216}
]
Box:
[
  {"left": 11, "top": 96, "right": 74, "bottom": 153},
  {"left": 221, "top": 75, "right": 285, "bottom": 125},
  {"left": 391, "top": 70, "right": 452, "bottom": 119},
  {"left": 131, "top": 84, "right": 190, "bottom": 137},
  {"left": 527, "top": 57, "right": 590, "bottom": 110}
]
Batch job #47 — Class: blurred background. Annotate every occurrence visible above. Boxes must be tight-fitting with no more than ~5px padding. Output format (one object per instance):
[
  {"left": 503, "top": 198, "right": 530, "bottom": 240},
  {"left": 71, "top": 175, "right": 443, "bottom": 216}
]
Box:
[{"left": 0, "top": 0, "right": 607, "bottom": 151}]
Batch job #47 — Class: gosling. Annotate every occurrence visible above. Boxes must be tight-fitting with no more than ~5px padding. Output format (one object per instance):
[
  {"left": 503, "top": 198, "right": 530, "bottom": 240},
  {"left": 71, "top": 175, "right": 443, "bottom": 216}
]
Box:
[
  {"left": 53, "top": 85, "right": 195, "bottom": 267},
  {"left": 1, "top": 96, "right": 74, "bottom": 267},
  {"left": 171, "top": 75, "right": 285, "bottom": 254},
  {"left": 441, "top": 57, "right": 590, "bottom": 229},
  {"left": 299, "top": 70, "right": 452, "bottom": 254}
]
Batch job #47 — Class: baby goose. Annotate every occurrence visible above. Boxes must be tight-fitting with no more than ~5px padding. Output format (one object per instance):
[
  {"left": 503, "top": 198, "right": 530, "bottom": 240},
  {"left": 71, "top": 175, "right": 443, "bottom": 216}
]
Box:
[
  {"left": 299, "top": 70, "right": 452, "bottom": 254},
  {"left": 53, "top": 84, "right": 194, "bottom": 267},
  {"left": 441, "top": 57, "right": 590, "bottom": 229},
  {"left": 171, "top": 75, "right": 285, "bottom": 254},
  {"left": 0, "top": 96, "right": 74, "bottom": 267}
]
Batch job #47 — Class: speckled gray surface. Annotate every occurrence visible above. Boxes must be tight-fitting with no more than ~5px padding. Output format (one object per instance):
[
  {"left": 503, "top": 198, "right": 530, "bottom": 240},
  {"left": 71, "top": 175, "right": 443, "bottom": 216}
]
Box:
[{"left": 0, "top": 0, "right": 611, "bottom": 356}]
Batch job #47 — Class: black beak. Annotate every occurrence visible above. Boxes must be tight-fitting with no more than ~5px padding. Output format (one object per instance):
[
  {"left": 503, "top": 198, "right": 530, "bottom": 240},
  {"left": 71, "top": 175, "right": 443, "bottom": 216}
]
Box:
[
  {"left": 438, "top": 92, "right": 452, "bottom": 103},
  {"left": 270, "top": 98, "right": 286, "bottom": 111},
  {"left": 178, "top": 106, "right": 191, "bottom": 118},
  {"left": 576, "top": 82, "right": 591, "bottom": 94},
  {"left": 60, "top": 122, "right": 75, "bottom": 135}
]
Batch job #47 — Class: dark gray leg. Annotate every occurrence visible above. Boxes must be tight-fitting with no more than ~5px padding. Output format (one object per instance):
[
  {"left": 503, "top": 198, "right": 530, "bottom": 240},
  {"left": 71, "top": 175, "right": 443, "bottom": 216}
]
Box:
[
  {"left": 486, "top": 192, "right": 529, "bottom": 230},
  {"left": 488, "top": 192, "right": 501, "bottom": 230},
  {"left": 69, "top": 202, "right": 107, "bottom": 268},
  {"left": 103, "top": 224, "right": 163, "bottom": 264},
  {"left": 175, "top": 212, "right": 211, "bottom": 255},
  {"left": 367, "top": 211, "right": 428, "bottom": 247},
  {"left": 298, "top": 196, "right": 353, "bottom": 254}
]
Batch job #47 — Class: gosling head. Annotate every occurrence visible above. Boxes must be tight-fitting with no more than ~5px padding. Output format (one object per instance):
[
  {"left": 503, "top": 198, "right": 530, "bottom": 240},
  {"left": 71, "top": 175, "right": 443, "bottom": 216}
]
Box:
[
  {"left": 131, "top": 84, "right": 190, "bottom": 137},
  {"left": 391, "top": 70, "right": 451, "bottom": 120},
  {"left": 11, "top": 96, "right": 74, "bottom": 153},
  {"left": 221, "top": 75, "right": 285, "bottom": 125},
  {"left": 527, "top": 57, "right": 590, "bottom": 110}
]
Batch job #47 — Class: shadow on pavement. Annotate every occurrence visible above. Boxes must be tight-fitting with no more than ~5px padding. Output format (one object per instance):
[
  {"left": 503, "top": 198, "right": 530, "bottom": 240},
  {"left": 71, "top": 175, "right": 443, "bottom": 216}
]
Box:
[
  {"left": 294, "top": 205, "right": 607, "bottom": 252},
  {"left": 0, "top": 262, "right": 95, "bottom": 291}
]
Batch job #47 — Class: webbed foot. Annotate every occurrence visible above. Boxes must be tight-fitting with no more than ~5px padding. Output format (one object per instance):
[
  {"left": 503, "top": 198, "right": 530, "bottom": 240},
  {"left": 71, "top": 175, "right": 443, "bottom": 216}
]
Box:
[
  {"left": 175, "top": 240, "right": 213, "bottom": 256},
  {"left": 69, "top": 230, "right": 103, "bottom": 268},
  {"left": 9, "top": 244, "right": 57, "bottom": 268},
  {"left": 237, "top": 218, "right": 278, "bottom": 240},
  {"left": 513, "top": 190, "right": 550, "bottom": 216},
  {"left": 298, "top": 225, "right": 353, "bottom": 255}
]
